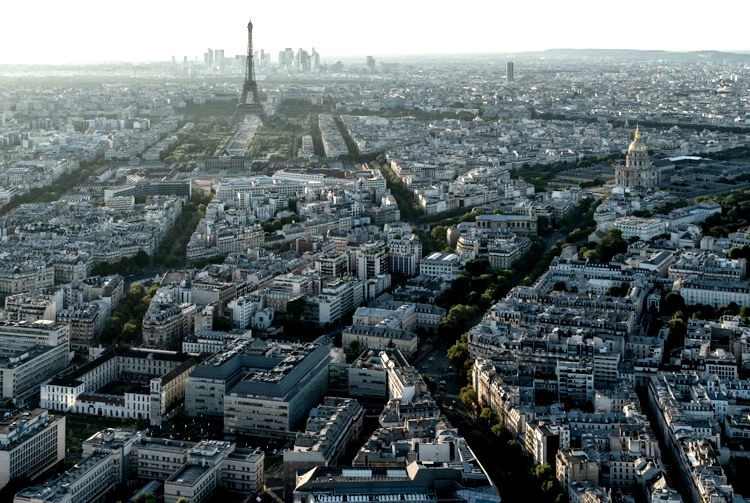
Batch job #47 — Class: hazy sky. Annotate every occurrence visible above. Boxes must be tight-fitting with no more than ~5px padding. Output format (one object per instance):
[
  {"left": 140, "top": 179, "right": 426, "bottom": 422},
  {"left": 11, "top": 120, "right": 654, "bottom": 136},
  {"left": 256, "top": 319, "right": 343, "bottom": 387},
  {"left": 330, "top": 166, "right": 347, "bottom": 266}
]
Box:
[{"left": 3, "top": 0, "right": 749, "bottom": 64}]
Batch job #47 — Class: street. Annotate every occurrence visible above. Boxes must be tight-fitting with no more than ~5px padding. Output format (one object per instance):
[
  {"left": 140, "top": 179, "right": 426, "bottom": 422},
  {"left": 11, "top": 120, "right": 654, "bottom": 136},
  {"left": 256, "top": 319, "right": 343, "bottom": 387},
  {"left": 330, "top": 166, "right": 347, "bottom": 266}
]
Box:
[{"left": 415, "top": 340, "right": 464, "bottom": 411}]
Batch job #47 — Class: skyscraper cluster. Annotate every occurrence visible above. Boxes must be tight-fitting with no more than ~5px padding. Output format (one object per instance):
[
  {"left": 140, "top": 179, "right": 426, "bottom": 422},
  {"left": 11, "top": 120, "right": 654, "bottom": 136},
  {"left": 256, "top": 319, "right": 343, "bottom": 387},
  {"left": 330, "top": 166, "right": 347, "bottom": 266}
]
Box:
[
  {"left": 279, "top": 47, "right": 320, "bottom": 73},
  {"left": 203, "top": 48, "right": 227, "bottom": 70},
  {"left": 254, "top": 49, "right": 272, "bottom": 70},
  {"left": 278, "top": 47, "right": 320, "bottom": 72}
]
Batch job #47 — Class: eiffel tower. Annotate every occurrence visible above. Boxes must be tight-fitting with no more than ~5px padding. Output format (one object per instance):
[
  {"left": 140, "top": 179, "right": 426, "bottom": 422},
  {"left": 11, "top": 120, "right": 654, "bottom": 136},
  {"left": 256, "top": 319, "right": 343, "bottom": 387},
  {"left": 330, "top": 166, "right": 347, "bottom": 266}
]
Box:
[{"left": 234, "top": 18, "right": 264, "bottom": 120}]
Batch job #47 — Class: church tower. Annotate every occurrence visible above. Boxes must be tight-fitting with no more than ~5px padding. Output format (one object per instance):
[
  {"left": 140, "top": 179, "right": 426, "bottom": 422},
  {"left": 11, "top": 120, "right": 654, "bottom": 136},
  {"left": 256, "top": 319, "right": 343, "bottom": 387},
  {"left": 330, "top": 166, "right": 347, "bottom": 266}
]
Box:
[{"left": 615, "top": 126, "right": 658, "bottom": 188}]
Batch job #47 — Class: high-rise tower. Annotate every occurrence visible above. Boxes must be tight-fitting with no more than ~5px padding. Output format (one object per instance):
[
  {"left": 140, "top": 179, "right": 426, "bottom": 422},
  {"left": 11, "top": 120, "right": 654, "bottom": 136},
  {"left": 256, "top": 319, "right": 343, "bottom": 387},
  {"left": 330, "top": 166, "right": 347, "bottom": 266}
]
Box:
[
  {"left": 239, "top": 19, "right": 261, "bottom": 106},
  {"left": 506, "top": 61, "right": 514, "bottom": 82}
]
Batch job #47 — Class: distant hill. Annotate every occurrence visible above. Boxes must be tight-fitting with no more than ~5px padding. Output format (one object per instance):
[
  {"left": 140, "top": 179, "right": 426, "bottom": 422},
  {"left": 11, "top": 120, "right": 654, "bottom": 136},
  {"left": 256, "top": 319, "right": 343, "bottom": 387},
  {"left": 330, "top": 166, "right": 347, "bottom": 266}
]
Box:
[{"left": 528, "top": 48, "right": 750, "bottom": 62}]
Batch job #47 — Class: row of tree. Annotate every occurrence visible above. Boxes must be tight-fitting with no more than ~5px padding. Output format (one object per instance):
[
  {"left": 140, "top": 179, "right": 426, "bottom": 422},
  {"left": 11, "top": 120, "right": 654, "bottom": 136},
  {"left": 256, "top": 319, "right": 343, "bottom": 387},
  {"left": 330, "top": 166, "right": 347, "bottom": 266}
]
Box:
[
  {"left": 161, "top": 113, "right": 234, "bottom": 170},
  {"left": 697, "top": 188, "right": 750, "bottom": 237},
  {"left": 100, "top": 282, "right": 159, "bottom": 345},
  {"left": 155, "top": 189, "right": 214, "bottom": 267},
  {"left": 439, "top": 197, "right": 604, "bottom": 362},
  {"left": 370, "top": 156, "right": 424, "bottom": 220},
  {"left": 91, "top": 250, "right": 150, "bottom": 277},
  {"left": 452, "top": 395, "right": 568, "bottom": 503},
  {"left": 0, "top": 158, "right": 105, "bottom": 217},
  {"left": 246, "top": 115, "right": 305, "bottom": 160},
  {"left": 442, "top": 198, "right": 612, "bottom": 386}
]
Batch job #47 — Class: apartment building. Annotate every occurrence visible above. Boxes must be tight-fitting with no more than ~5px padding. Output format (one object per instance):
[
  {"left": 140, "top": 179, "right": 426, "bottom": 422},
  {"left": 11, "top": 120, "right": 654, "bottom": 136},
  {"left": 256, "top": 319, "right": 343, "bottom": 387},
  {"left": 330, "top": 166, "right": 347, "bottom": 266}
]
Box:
[
  {"left": 348, "top": 350, "right": 389, "bottom": 398},
  {"left": 142, "top": 300, "right": 197, "bottom": 351},
  {"left": 0, "top": 261, "right": 55, "bottom": 295},
  {"left": 476, "top": 212, "right": 538, "bottom": 236},
  {"left": 41, "top": 347, "right": 196, "bottom": 427},
  {"left": 163, "top": 440, "right": 264, "bottom": 503},
  {"left": 614, "top": 216, "right": 667, "bottom": 241},
  {"left": 283, "top": 397, "right": 364, "bottom": 494},
  {"left": 557, "top": 360, "right": 595, "bottom": 404},
  {"left": 488, "top": 235, "right": 532, "bottom": 269},
  {"left": 185, "top": 337, "right": 344, "bottom": 437},
  {"left": 0, "top": 320, "right": 71, "bottom": 402},
  {"left": 419, "top": 252, "right": 460, "bottom": 279},
  {"left": 355, "top": 241, "right": 389, "bottom": 280},
  {"left": 342, "top": 325, "right": 419, "bottom": 358},
  {"left": 4, "top": 294, "right": 57, "bottom": 322},
  {"left": 15, "top": 428, "right": 136, "bottom": 503},
  {"left": 388, "top": 234, "right": 422, "bottom": 277},
  {"left": 304, "top": 278, "right": 364, "bottom": 325},
  {"left": 80, "top": 275, "right": 125, "bottom": 311},
  {"left": 56, "top": 302, "right": 107, "bottom": 351},
  {"left": 679, "top": 280, "right": 750, "bottom": 308},
  {"left": 314, "top": 251, "right": 349, "bottom": 278},
  {"left": 182, "top": 330, "right": 253, "bottom": 355},
  {"left": 556, "top": 449, "right": 599, "bottom": 492},
  {"left": 16, "top": 429, "right": 264, "bottom": 503},
  {"left": 525, "top": 420, "right": 570, "bottom": 465},
  {"left": 0, "top": 409, "right": 65, "bottom": 488}
]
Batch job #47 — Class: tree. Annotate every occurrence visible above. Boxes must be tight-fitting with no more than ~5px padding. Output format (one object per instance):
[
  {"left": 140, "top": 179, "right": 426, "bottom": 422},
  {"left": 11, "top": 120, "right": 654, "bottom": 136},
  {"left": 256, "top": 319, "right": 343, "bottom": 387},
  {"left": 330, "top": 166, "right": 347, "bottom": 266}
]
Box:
[
  {"left": 460, "top": 385, "right": 478, "bottom": 414},
  {"left": 447, "top": 338, "right": 469, "bottom": 369},
  {"left": 534, "top": 464, "right": 553, "bottom": 481},
  {"left": 667, "top": 318, "right": 687, "bottom": 350},
  {"left": 690, "top": 303, "right": 715, "bottom": 321},
  {"left": 596, "top": 227, "right": 627, "bottom": 262},
  {"left": 662, "top": 292, "right": 686, "bottom": 315},
  {"left": 553, "top": 281, "right": 567, "bottom": 292},
  {"left": 286, "top": 297, "right": 305, "bottom": 320},
  {"left": 129, "top": 283, "right": 146, "bottom": 298},
  {"left": 725, "top": 302, "right": 740, "bottom": 316},
  {"left": 122, "top": 321, "right": 139, "bottom": 339},
  {"left": 176, "top": 498, "right": 193, "bottom": 503},
  {"left": 606, "top": 282, "right": 629, "bottom": 297},
  {"left": 431, "top": 225, "right": 449, "bottom": 250},
  {"left": 479, "top": 407, "right": 499, "bottom": 428},
  {"left": 101, "top": 320, "right": 120, "bottom": 343},
  {"left": 491, "top": 423, "right": 510, "bottom": 438},
  {"left": 421, "top": 374, "right": 437, "bottom": 395},
  {"left": 439, "top": 304, "right": 476, "bottom": 340},
  {"left": 135, "top": 494, "right": 157, "bottom": 503},
  {"left": 729, "top": 246, "right": 750, "bottom": 260},
  {"left": 349, "top": 340, "right": 361, "bottom": 355},
  {"left": 583, "top": 249, "right": 601, "bottom": 262},
  {"left": 134, "top": 250, "right": 150, "bottom": 268},
  {"left": 465, "top": 258, "right": 491, "bottom": 277}
]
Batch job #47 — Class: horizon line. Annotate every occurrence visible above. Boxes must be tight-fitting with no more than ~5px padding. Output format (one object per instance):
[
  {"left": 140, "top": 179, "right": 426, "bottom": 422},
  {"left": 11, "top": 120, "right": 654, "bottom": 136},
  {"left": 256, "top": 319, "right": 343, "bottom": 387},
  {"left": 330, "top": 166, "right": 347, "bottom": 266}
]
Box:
[{"left": 1, "top": 47, "right": 750, "bottom": 67}]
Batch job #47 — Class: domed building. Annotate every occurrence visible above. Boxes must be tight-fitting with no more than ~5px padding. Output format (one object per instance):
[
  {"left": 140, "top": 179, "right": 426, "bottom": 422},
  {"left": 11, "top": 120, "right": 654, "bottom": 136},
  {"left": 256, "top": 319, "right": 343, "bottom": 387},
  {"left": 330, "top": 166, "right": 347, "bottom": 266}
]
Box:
[{"left": 615, "top": 126, "right": 660, "bottom": 188}]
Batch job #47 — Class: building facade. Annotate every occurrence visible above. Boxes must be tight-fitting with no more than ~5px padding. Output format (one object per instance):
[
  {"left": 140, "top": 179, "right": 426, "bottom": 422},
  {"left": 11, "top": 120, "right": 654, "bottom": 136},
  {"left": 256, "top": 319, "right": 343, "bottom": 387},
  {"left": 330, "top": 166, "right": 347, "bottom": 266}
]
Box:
[
  {"left": 615, "top": 127, "right": 660, "bottom": 189},
  {"left": 0, "top": 409, "right": 65, "bottom": 489}
]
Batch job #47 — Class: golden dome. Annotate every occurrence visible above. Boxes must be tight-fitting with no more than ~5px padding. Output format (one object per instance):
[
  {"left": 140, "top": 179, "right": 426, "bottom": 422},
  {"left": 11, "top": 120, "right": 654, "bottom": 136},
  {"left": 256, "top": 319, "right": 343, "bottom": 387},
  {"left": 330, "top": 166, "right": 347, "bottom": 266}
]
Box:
[{"left": 628, "top": 125, "right": 648, "bottom": 153}]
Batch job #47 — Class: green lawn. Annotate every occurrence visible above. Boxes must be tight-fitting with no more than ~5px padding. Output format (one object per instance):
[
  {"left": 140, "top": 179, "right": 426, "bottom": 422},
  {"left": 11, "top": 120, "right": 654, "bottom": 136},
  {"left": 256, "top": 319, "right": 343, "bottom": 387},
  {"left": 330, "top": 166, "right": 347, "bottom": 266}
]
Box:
[{"left": 65, "top": 415, "right": 145, "bottom": 454}]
